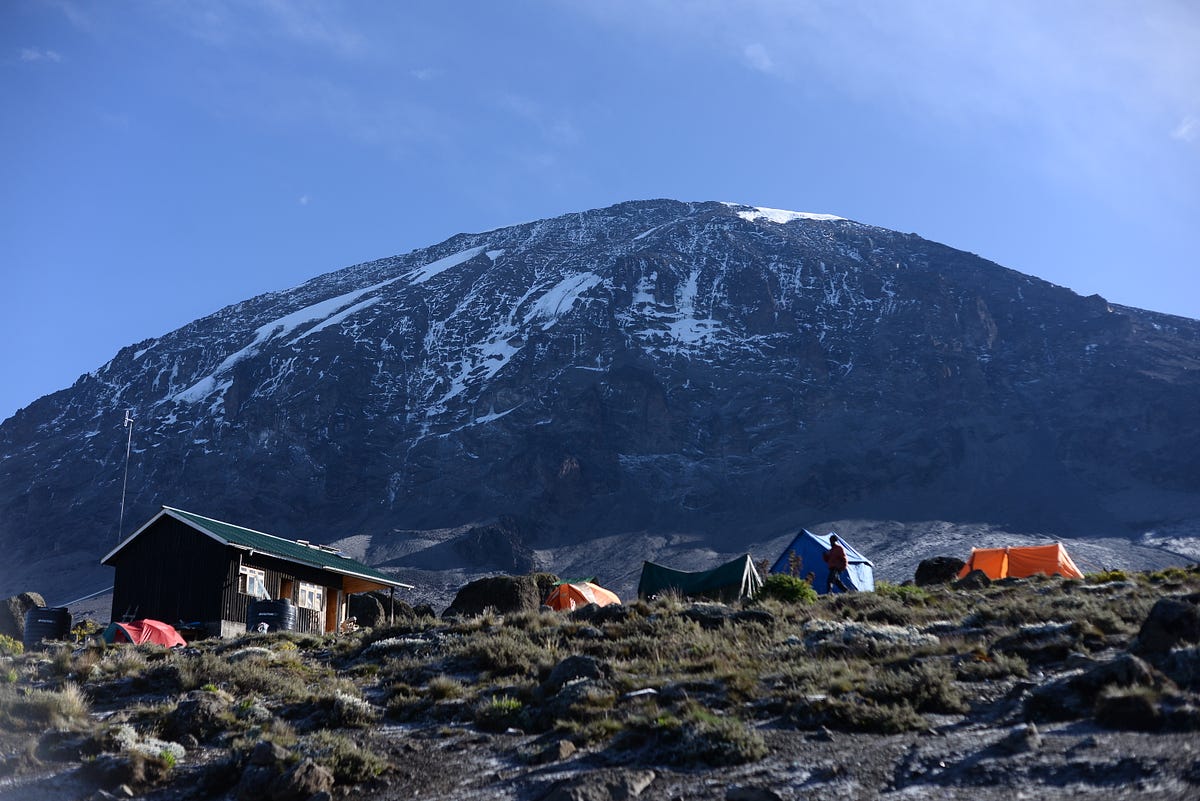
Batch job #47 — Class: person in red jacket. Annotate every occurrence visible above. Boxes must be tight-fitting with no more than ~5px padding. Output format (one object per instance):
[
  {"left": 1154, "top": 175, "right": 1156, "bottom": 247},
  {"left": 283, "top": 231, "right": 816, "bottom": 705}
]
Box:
[{"left": 823, "top": 534, "right": 850, "bottom": 594}]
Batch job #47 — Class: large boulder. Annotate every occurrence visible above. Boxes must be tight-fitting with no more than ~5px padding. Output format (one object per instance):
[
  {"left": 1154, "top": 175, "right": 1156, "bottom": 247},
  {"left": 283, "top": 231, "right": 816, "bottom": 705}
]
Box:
[
  {"left": 269, "top": 759, "right": 333, "bottom": 801},
  {"left": 540, "top": 655, "right": 612, "bottom": 697},
  {"left": 1132, "top": 595, "right": 1200, "bottom": 656},
  {"left": 348, "top": 593, "right": 387, "bottom": 628},
  {"left": 443, "top": 575, "right": 541, "bottom": 617},
  {"left": 1159, "top": 647, "right": 1200, "bottom": 691},
  {"left": 992, "top": 622, "right": 1084, "bottom": 665},
  {"left": 1026, "top": 653, "right": 1166, "bottom": 722},
  {"left": 914, "top": 557, "right": 965, "bottom": 586},
  {"left": 0, "top": 592, "right": 46, "bottom": 640},
  {"left": 953, "top": 570, "right": 991, "bottom": 590},
  {"left": 162, "top": 690, "right": 234, "bottom": 742}
]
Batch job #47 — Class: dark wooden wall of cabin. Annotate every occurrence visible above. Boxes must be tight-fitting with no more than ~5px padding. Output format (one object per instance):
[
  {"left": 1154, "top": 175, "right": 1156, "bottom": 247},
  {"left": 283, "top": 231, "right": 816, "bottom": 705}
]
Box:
[
  {"left": 110, "top": 517, "right": 351, "bottom": 634},
  {"left": 109, "top": 517, "right": 232, "bottom": 625}
]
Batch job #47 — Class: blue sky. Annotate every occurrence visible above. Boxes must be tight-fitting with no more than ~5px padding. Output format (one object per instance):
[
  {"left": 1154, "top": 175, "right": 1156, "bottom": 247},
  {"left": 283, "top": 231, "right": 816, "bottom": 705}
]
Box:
[{"left": 2, "top": 0, "right": 1198, "bottom": 422}]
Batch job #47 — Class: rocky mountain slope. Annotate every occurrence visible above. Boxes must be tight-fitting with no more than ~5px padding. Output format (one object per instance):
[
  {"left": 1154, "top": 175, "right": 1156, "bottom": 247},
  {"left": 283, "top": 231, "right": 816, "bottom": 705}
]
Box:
[{"left": 2, "top": 199, "right": 1199, "bottom": 601}]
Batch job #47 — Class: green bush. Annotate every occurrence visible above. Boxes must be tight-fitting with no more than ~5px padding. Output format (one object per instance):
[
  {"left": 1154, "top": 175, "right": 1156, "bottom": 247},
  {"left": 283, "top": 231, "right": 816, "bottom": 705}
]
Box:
[
  {"left": 475, "top": 694, "right": 524, "bottom": 732},
  {"left": 1087, "top": 569, "right": 1129, "bottom": 584},
  {"left": 1146, "top": 566, "right": 1189, "bottom": 584},
  {"left": 0, "top": 634, "right": 23, "bottom": 657},
  {"left": 758, "top": 574, "right": 818, "bottom": 605},
  {"left": 875, "top": 581, "right": 930, "bottom": 604}
]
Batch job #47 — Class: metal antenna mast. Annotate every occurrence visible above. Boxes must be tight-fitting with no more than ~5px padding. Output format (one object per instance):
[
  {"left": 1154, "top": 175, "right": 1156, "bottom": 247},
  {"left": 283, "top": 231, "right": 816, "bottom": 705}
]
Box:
[{"left": 118, "top": 409, "right": 134, "bottom": 542}]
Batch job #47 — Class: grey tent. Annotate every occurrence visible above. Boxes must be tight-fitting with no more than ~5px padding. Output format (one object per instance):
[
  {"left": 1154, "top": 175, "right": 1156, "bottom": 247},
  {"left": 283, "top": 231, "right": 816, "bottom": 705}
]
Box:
[{"left": 637, "top": 554, "right": 763, "bottom": 602}]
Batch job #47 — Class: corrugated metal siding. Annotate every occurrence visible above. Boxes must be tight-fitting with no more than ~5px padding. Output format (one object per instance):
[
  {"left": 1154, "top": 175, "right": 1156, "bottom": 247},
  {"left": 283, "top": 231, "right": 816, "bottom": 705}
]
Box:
[{"left": 296, "top": 607, "right": 322, "bottom": 634}]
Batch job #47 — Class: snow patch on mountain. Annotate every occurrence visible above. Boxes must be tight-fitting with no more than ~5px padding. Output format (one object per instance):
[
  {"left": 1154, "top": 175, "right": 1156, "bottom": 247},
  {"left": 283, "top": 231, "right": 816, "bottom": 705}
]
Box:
[
  {"left": 292, "top": 296, "right": 383, "bottom": 342},
  {"left": 729, "top": 204, "right": 845, "bottom": 224},
  {"left": 525, "top": 272, "right": 603, "bottom": 330},
  {"left": 171, "top": 269, "right": 414, "bottom": 404},
  {"left": 403, "top": 246, "right": 489, "bottom": 284}
]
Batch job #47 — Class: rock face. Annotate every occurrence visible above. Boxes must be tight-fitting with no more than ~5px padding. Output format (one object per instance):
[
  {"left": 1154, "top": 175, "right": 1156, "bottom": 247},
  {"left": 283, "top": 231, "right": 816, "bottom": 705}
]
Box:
[{"left": 1, "top": 199, "right": 1199, "bottom": 600}]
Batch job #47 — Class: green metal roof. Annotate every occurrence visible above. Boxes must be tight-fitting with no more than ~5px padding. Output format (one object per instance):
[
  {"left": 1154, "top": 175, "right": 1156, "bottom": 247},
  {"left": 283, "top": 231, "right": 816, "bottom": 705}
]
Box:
[{"left": 105, "top": 506, "right": 410, "bottom": 589}]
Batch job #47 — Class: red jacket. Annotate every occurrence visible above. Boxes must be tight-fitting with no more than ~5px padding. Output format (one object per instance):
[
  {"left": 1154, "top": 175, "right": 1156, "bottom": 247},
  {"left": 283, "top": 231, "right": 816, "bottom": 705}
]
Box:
[{"left": 824, "top": 543, "right": 848, "bottom": 571}]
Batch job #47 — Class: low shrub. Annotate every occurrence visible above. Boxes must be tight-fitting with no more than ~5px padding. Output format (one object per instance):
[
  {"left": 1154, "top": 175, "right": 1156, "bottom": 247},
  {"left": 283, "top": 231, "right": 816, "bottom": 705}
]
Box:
[
  {"left": 758, "top": 574, "right": 818, "bottom": 605},
  {"left": 475, "top": 694, "right": 524, "bottom": 732},
  {"left": 450, "top": 627, "right": 557, "bottom": 678},
  {"left": 954, "top": 650, "right": 1028, "bottom": 681},
  {"left": 867, "top": 660, "right": 966, "bottom": 714},
  {"left": 1087, "top": 569, "right": 1129, "bottom": 584},
  {"left": 875, "top": 582, "right": 930, "bottom": 604},
  {"left": 615, "top": 701, "right": 766, "bottom": 765},
  {"left": 299, "top": 730, "right": 387, "bottom": 784},
  {"left": 0, "top": 635, "right": 23, "bottom": 657},
  {"left": 805, "top": 695, "right": 928, "bottom": 733},
  {"left": 1146, "top": 567, "right": 1190, "bottom": 584},
  {"left": 426, "top": 675, "right": 465, "bottom": 700},
  {"left": 177, "top": 651, "right": 317, "bottom": 701},
  {"left": 828, "top": 593, "right": 925, "bottom": 626},
  {"left": 0, "top": 682, "right": 90, "bottom": 729},
  {"left": 320, "top": 690, "right": 380, "bottom": 728}
]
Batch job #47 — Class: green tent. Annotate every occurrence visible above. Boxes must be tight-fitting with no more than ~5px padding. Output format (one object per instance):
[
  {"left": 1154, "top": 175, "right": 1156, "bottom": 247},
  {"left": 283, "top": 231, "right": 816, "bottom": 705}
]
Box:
[{"left": 637, "top": 554, "right": 763, "bottom": 603}]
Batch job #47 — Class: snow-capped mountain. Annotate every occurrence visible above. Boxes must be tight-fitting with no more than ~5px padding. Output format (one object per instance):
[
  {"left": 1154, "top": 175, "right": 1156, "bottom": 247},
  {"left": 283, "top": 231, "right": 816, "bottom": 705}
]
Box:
[{"left": 3, "top": 199, "right": 1199, "bottom": 602}]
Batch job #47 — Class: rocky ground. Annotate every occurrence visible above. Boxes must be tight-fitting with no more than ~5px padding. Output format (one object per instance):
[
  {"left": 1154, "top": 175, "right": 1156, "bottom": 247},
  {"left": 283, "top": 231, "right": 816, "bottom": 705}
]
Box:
[{"left": 2, "top": 565, "right": 1200, "bottom": 801}]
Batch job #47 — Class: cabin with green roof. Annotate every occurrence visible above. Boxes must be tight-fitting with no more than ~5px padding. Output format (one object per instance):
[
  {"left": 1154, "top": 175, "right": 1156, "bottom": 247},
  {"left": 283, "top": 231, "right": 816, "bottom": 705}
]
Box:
[{"left": 101, "top": 506, "right": 412, "bottom": 637}]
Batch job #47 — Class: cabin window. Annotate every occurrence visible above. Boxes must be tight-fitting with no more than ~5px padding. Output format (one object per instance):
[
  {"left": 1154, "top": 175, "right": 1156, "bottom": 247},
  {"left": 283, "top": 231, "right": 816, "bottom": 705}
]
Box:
[
  {"left": 239, "top": 566, "right": 269, "bottom": 599},
  {"left": 297, "top": 582, "right": 324, "bottom": 611}
]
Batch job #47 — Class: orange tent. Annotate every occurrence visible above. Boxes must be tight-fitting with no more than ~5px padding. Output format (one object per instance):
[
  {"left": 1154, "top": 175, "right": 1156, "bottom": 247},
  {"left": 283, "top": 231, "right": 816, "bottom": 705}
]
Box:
[
  {"left": 545, "top": 581, "right": 621, "bottom": 611},
  {"left": 957, "top": 543, "right": 1084, "bottom": 580}
]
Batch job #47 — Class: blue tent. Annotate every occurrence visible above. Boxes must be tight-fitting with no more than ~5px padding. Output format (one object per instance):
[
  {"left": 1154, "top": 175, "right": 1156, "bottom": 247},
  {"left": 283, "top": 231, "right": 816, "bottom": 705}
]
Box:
[{"left": 769, "top": 530, "right": 874, "bottom": 594}]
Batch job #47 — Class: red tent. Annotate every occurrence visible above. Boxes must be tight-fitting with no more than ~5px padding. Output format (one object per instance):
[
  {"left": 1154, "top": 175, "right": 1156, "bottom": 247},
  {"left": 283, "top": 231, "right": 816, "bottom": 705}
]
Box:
[{"left": 103, "top": 619, "right": 187, "bottom": 647}]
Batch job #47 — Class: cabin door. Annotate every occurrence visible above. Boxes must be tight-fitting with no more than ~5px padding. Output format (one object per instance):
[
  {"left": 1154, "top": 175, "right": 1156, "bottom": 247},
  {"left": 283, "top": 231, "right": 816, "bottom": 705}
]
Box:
[{"left": 324, "top": 588, "right": 341, "bottom": 633}]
